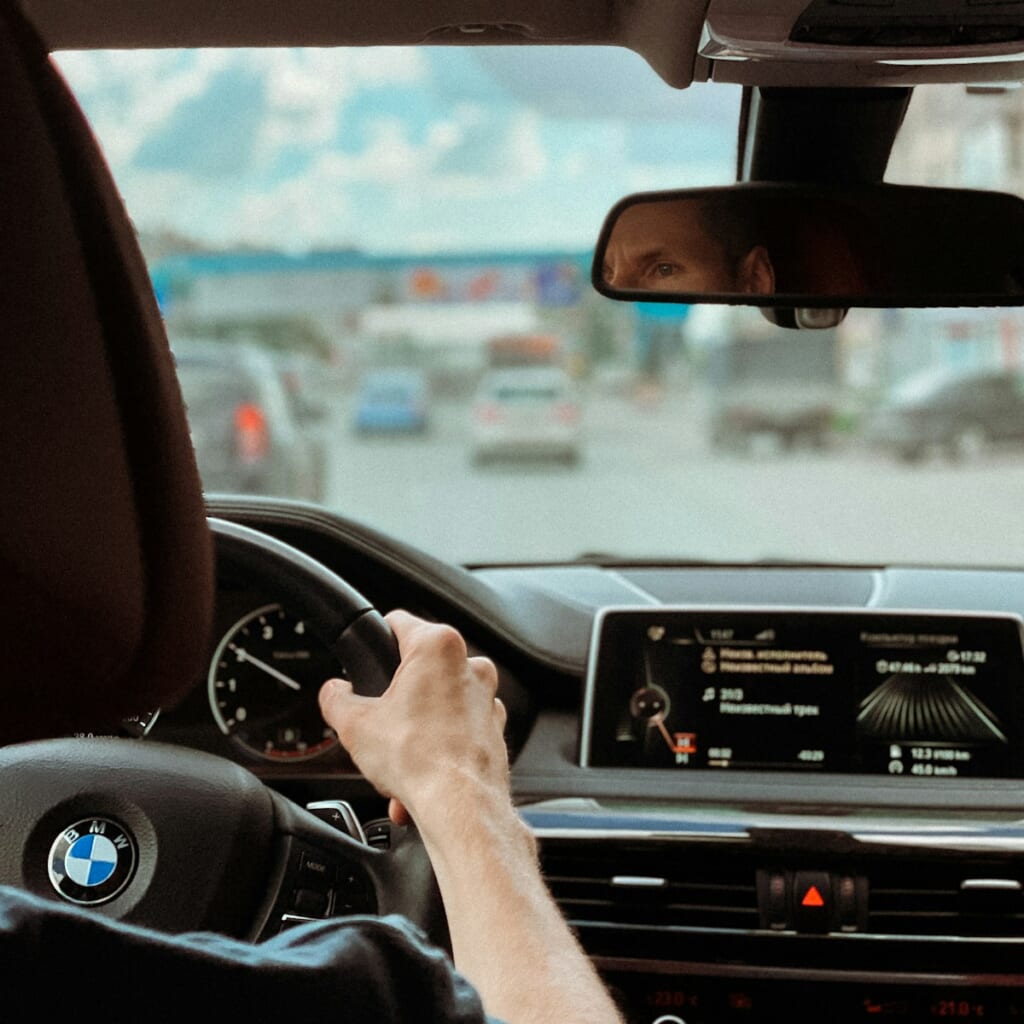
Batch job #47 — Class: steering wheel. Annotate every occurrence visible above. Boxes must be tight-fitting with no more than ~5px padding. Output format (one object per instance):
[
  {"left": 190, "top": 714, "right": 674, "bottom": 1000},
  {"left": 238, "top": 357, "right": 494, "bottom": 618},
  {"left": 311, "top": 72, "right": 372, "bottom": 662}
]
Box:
[{"left": 0, "top": 518, "right": 445, "bottom": 943}]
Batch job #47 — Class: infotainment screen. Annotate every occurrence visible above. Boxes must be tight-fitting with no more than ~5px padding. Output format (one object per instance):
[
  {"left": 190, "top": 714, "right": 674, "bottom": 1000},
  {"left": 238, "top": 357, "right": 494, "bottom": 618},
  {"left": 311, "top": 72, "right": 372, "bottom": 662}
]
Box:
[{"left": 581, "top": 609, "right": 1024, "bottom": 778}]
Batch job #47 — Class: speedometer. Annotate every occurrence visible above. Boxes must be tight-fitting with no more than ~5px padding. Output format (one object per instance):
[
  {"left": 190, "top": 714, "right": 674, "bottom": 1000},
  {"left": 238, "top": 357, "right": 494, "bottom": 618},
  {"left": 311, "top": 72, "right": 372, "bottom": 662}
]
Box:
[{"left": 208, "top": 603, "right": 341, "bottom": 762}]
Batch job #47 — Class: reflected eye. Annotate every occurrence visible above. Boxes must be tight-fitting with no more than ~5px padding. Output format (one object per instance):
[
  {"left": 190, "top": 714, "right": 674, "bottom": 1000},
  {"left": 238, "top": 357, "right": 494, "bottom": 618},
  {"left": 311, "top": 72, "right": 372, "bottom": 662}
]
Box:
[{"left": 643, "top": 261, "right": 682, "bottom": 285}]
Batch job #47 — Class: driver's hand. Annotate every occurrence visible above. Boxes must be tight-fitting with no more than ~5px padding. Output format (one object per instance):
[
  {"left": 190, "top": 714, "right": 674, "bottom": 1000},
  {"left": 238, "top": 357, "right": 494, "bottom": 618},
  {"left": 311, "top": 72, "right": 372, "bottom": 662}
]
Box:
[{"left": 319, "top": 610, "right": 508, "bottom": 829}]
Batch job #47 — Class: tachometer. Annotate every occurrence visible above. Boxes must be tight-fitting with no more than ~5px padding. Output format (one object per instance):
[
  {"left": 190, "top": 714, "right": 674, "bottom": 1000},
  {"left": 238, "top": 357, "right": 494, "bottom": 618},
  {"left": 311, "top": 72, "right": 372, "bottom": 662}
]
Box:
[{"left": 208, "top": 603, "right": 341, "bottom": 762}]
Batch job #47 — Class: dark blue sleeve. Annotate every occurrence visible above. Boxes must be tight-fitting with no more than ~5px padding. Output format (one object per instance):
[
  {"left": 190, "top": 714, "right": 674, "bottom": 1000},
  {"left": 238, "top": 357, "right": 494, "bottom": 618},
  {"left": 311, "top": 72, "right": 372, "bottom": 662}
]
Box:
[{"left": 0, "top": 885, "right": 503, "bottom": 1023}]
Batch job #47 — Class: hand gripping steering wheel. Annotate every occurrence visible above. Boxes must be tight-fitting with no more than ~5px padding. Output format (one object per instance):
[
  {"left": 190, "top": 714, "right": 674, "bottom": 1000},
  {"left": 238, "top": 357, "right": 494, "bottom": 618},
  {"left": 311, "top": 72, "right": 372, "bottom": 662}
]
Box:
[{"left": 0, "top": 518, "right": 445, "bottom": 943}]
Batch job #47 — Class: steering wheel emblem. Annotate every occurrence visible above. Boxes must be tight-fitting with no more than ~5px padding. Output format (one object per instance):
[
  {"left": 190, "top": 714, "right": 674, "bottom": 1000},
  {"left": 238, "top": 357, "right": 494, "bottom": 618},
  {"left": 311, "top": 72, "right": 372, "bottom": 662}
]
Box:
[{"left": 47, "top": 818, "right": 136, "bottom": 905}]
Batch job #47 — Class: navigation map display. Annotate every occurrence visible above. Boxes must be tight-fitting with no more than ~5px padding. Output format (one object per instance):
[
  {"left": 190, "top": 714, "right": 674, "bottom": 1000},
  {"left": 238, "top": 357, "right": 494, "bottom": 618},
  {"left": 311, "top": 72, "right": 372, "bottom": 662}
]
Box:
[{"left": 581, "top": 609, "right": 1024, "bottom": 778}]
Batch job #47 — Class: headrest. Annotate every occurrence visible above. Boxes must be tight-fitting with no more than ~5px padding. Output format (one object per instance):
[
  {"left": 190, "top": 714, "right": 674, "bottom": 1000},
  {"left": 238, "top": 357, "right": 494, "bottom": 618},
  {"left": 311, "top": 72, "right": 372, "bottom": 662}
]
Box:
[{"left": 0, "top": 2, "right": 213, "bottom": 741}]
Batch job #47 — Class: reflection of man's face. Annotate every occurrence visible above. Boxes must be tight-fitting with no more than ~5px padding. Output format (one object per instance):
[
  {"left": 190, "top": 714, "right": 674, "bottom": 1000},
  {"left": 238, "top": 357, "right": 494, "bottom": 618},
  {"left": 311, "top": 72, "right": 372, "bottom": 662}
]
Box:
[{"left": 602, "top": 200, "right": 774, "bottom": 295}]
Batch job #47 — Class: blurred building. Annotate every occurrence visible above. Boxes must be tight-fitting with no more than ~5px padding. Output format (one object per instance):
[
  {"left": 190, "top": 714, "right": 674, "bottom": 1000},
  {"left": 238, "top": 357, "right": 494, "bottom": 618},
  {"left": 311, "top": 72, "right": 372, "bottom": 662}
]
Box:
[{"left": 150, "top": 248, "right": 594, "bottom": 390}]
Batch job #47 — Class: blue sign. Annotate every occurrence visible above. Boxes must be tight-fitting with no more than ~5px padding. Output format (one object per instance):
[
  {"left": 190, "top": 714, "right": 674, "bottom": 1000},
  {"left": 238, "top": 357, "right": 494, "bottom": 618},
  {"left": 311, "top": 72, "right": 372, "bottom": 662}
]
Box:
[{"left": 637, "top": 301, "right": 691, "bottom": 322}]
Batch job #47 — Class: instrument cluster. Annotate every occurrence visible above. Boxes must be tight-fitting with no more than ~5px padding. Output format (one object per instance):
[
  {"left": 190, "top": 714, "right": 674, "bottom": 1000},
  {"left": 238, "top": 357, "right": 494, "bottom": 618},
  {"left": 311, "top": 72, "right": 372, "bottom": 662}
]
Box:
[{"left": 144, "top": 589, "right": 356, "bottom": 773}]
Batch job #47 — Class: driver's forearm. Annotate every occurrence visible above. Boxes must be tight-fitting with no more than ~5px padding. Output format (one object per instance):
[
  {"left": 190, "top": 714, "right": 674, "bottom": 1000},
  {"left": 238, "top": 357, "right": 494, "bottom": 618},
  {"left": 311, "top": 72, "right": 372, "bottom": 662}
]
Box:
[{"left": 411, "top": 776, "right": 623, "bottom": 1024}]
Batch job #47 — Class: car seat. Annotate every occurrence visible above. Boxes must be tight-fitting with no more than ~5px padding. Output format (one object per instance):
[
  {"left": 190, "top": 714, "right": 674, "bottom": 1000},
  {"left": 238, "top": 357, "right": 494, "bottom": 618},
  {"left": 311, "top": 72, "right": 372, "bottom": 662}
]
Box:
[{"left": 0, "top": 0, "right": 213, "bottom": 743}]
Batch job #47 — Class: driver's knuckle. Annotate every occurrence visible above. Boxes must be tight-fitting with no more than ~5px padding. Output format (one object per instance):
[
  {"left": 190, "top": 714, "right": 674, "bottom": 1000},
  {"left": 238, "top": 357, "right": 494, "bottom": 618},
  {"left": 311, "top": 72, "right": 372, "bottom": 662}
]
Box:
[
  {"left": 494, "top": 696, "right": 508, "bottom": 727},
  {"left": 428, "top": 623, "right": 467, "bottom": 659},
  {"left": 470, "top": 656, "right": 498, "bottom": 692}
]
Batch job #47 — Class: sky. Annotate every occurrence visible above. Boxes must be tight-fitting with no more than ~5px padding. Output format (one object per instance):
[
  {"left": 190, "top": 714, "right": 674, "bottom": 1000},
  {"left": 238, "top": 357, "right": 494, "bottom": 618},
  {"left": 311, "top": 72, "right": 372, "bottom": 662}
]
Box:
[{"left": 56, "top": 46, "right": 741, "bottom": 255}]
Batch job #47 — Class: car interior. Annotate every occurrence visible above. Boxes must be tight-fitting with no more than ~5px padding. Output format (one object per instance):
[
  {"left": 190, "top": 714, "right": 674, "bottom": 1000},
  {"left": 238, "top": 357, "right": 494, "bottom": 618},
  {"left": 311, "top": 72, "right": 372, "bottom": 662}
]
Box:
[{"left": 6, "top": 0, "right": 1024, "bottom": 1020}]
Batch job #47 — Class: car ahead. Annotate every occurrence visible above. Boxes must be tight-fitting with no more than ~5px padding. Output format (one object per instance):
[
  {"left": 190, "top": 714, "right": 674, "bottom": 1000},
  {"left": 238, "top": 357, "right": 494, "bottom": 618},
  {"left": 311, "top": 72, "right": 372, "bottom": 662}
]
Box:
[
  {"left": 272, "top": 350, "right": 330, "bottom": 426},
  {"left": 172, "top": 340, "right": 323, "bottom": 500},
  {"left": 866, "top": 366, "right": 1024, "bottom": 462},
  {"left": 706, "top": 314, "right": 841, "bottom": 453},
  {"left": 353, "top": 368, "right": 429, "bottom": 435},
  {"left": 9, "top": 1, "right": 1024, "bottom": 1021},
  {"left": 471, "top": 366, "right": 582, "bottom": 466}
]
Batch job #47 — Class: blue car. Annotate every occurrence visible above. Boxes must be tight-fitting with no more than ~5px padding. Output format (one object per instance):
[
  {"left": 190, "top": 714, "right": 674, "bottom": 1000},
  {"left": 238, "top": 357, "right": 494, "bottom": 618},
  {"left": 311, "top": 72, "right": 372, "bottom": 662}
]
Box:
[{"left": 353, "top": 369, "right": 429, "bottom": 434}]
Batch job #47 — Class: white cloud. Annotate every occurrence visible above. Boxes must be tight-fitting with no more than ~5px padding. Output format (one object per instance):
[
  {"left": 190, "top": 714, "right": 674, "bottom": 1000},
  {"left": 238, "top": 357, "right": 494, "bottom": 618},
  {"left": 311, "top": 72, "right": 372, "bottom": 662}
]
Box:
[
  {"left": 226, "top": 121, "right": 431, "bottom": 247},
  {"left": 234, "top": 175, "right": 352, "bottom": 251},
  {"left": 259, "top": 52, "right": 345, "bottom": 151},
  {"left": 57, "top": 48, "right": 736, "bottom": 253},
  {"left": 505, "top": 113, "right": 547, "bottom": 180},
  {"left": 427, "top": 121, "right": 462, "bottom": 151},
  {"left": 626, "top": 160, "right": 729, "bottom": 192},
  {"left": 345, "top": 47, "right": 428, "bottom": 86},
  {"left": 59, "top": 47, "right": 433, "bottom": 169},
  {"left": 58, "top": 50, "right": 233, "bottom": 165},
  {"left": 353, "top": 119, "right": 428, "bottom": 180}
]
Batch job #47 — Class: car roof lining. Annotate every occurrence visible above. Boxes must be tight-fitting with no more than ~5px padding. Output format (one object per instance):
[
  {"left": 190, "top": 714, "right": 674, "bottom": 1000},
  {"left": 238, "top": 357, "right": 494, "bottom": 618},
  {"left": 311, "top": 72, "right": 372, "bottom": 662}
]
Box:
[
  {"left": 22, "top": 0, "right": 1024, "bottom": 91},
  {"left": 20, "top": 0, "right": 710, "bottom": 88}
]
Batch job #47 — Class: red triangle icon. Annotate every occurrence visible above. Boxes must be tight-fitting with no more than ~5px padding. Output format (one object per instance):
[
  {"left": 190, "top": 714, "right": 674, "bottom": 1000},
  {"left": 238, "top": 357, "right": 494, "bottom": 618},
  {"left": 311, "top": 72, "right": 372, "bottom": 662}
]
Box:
[{"left": 801, "top": 885, "right": 825, "bottom": 908}]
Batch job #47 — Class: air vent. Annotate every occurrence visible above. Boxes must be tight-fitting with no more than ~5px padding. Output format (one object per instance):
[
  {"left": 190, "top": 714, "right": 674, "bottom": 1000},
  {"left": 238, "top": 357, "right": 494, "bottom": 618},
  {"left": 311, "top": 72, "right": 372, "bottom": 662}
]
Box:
[
  {"left": 867, "top": 859, "right": 1024, "bottom": 938},
  {"left": 540, "top": 837, "right": 1024, "bottom": 943},
  {"left": 539, "top": 839, "right": 759, "bottom": 933}
]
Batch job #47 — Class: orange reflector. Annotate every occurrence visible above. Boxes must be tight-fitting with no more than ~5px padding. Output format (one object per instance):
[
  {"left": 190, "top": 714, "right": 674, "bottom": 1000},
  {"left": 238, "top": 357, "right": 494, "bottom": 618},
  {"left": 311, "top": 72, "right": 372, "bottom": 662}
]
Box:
[{"left": 801, "top": 886, "right": 825, "bottom": 908}]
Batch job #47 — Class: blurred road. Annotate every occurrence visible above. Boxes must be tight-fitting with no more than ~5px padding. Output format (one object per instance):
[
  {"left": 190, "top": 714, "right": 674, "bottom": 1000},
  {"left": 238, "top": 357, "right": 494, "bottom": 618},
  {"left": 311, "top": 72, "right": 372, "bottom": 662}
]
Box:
[{"left": 313, "top": 387, "right": 1024, "bottom": 568}]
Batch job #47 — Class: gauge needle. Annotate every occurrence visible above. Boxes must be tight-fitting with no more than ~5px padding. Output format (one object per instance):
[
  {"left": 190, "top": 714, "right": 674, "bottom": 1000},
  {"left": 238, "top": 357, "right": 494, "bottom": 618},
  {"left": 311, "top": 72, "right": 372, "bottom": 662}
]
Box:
[
  {"left": 655, "top": 718, "right": 677, "bottom": 753},
  {"left": 229, "top": 644, "right": 302, "bottom": 691}
]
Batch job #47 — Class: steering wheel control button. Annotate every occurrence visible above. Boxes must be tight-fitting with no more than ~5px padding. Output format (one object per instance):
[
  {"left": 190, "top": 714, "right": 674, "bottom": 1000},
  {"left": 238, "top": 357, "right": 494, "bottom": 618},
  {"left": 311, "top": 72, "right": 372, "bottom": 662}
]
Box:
[
  {"left": 362, "top": 819, "right": 393, "bottom": 850},
  {"left": 47, "top": 818, "right": 137, "bottom": 905},
  {"left": 299, "top": 850, "right": 338, "bottom": 885},
  {"left": 335, "top": 868, "right": 375, "bottom": 915},
  {"left": 293, "top": 887, "right": 330, "bottom": 918},
  {"left": 305, "top": 800, "right": 367, "bottom": 844},
  {"left": 271, "top": 840, "right": 378, "bottom": 936}
]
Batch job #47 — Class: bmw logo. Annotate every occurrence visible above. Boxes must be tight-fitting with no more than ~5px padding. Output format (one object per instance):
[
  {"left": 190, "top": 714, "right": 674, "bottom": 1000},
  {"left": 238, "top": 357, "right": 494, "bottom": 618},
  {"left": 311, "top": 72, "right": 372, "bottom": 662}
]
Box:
[{"left": 47, "top": 818, "right": 136, "bottom": 905}]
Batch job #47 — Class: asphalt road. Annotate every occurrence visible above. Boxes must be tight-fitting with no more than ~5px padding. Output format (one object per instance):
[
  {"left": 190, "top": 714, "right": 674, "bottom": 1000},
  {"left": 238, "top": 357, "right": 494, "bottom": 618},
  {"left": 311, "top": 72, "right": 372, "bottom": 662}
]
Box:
[{"left": 317, "top": 389, "right": 1024, "bottom": 568}]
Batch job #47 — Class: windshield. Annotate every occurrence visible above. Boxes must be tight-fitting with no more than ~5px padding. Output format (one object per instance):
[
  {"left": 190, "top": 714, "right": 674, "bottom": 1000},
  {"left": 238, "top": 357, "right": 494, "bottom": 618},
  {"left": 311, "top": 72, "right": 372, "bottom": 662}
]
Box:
[{"left": 56, "top": 50, "right": 1024, "bottom": 567}]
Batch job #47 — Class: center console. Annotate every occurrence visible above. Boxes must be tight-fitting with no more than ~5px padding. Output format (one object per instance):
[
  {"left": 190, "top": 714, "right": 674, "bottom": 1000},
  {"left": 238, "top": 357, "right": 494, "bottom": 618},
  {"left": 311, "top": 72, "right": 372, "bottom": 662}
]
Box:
[{"left": 535, "top": 608, "right": 1024, "bottom": 1022}]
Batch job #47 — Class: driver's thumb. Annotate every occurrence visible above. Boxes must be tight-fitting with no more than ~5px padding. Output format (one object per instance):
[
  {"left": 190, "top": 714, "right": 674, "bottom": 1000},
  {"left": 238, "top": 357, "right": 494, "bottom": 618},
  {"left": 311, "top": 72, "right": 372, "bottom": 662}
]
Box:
[{"left": 318, "top": 677, "right": 371, "bottom": 737}]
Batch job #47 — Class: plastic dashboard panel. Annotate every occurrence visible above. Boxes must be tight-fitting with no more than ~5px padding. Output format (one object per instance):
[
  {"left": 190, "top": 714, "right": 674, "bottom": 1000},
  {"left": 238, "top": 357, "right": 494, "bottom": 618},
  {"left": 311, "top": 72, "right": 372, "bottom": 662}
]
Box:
[
  {"left": 204, "top": 500, "right": 1024, "bottom": 808},
  {"left": 201, "top": 501, "right": 1024, "bottom": 1020}
]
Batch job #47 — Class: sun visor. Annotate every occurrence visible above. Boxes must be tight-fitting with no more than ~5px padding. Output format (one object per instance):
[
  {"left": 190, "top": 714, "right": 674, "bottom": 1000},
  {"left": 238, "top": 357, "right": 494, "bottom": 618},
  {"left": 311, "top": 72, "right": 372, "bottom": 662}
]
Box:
[{"left": 0, "top": 1, "right": 213, "bottom": 741}]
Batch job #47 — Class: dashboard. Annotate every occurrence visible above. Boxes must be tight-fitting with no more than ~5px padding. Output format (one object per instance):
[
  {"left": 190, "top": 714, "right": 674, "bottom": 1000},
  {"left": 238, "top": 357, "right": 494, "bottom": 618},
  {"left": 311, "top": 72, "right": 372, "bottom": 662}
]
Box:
[{"left": 160, "top": 497, "right": 1024, "bottom": 1022}]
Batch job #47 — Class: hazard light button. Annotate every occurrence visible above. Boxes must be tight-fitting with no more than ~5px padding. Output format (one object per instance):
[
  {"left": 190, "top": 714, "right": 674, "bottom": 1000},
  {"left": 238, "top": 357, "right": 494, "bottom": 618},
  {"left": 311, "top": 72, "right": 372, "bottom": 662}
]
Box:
[{"left": 794, "top": 872, "right": 832, "bottom": 933}]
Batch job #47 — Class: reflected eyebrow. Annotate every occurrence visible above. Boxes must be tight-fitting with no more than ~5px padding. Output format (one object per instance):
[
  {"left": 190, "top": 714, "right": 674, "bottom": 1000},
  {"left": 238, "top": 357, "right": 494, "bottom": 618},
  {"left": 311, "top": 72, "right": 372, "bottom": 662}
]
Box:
[{"left": 632, "top": 247, "right": 686, "bottom": 265}]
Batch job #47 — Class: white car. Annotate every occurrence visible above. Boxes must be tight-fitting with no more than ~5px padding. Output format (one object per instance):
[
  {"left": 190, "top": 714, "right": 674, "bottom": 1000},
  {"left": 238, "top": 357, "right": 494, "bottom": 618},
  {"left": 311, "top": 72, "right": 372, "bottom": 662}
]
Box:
[{"left": 471, "top": 367, "right": 582, "bottom": 466}]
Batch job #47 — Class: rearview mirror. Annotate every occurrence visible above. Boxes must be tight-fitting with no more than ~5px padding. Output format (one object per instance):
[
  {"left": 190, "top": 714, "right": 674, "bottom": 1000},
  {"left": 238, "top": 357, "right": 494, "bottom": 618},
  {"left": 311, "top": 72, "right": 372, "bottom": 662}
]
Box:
[{"left": 592, "top": 183, "right": 1024, "bottom": 310}]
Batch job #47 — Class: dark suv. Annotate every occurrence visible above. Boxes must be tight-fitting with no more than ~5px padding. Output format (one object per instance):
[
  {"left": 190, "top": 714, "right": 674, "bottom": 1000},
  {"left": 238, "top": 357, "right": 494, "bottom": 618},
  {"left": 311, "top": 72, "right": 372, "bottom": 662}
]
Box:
[
  {"left": 172, "top": 340, "right": 323, "bottom": 500},
  {"left": 867, "top": 367, "right": 1024, "bottom": 462}
]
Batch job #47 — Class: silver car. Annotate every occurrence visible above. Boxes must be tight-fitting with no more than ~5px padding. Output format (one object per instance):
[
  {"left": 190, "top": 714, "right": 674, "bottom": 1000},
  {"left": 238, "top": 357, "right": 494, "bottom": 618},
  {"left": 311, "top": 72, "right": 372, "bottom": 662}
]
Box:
[{"left": 470, "top": 366, "right": 582, "bottom": 466}]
